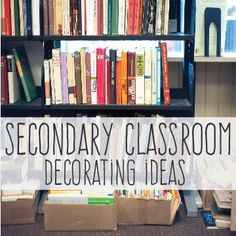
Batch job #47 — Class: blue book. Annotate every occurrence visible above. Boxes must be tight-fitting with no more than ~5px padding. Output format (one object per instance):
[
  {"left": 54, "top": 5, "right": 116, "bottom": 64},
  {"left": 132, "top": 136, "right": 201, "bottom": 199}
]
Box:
[{"left": 23, "top": 0, "right": 32, "bottom": 36}]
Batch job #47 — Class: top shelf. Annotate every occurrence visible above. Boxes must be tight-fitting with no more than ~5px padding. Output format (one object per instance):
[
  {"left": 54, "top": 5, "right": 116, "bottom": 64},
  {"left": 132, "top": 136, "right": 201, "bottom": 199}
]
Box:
[{"left": 1, "top": 34, "right": 194, "bottom": 42}]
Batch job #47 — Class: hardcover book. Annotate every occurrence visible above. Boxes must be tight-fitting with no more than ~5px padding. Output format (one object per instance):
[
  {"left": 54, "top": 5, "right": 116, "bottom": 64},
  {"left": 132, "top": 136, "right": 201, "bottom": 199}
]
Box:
[{"left": 127, "top": 52, "right": 136, "bottom": 104}]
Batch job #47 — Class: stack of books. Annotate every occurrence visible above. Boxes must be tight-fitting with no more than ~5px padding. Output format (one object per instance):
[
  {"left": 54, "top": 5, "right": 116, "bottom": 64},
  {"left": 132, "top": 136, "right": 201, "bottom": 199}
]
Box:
[
  {"left": 44, "top": 42, "right": 171, "bottom": 106},
  {"left": 1, "top": 0, "right": 171, "bottom": 36},
  {"left": 47, "top": 190, "right": 115, "bottom": 205},
  {"left": 1, "top": 190, "right": 37, "bottom": 201}
]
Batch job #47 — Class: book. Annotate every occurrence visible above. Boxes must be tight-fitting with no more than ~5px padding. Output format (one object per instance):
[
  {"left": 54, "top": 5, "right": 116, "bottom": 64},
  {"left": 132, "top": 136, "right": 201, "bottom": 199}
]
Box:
[
  {"left": 67, "top": 53, "right": 76, "bottom": 104},
  {"left": 110, "top": 49, "right": 117, "bottom": 104},
  {"left": 1, "top": 57, "right": 9, "bottom": 104},
  {"left": 7, "top": 55, "right": 21, "bottom": 104},
  {"left": 97, "top": 0, "right": 102, "bottom": 35},
  {"left": 127, "top": 0, "right": 135, "bottom": 35},
  {"left": 118, "top": 0, "right": 126, "bottom": 35},
  {"left": 155, "top": 0, "right": 163, "bottom": 35},
  {"left": 90, "top": 51, "right": 97, "bottom": 104},
  {"left": 211, "top": 201, "right": 231, "bottom": 222},
  {"left": 163, "top": 0, "right": 170, "bottom": 35},
  {"left": 60, "top": 52, "right": 69, "bottom": 104},
  {"left": 147, "top": 0, "right": 156, "bottom": 35},
  {"left": 10, "top": 0, "right": 15, "bottom": 35},
  {"left": 62, "top": 0, "right": 70, "bottom": 35},
  {"left": 105, "top": 51, "right": 111, "bottom": 104},
  {"left": 97, "top": 48, "right": 106, "bottom": 104},
  {"left": 77, "top": 0, "right": 82, "bottom": 35},
  {"left": 142, "top": 0, "right": 150, "bottom": 35},
  {"left": 135, "top": 48, "right": 145, "bottom": 104},
  {"left": 127, "top": 52, "right": 136, "bottom": 104},
  {"left": 108, "top": 0, "right": 112, "bottom": 35},
  {"left": 214, "top": 190, "right": 232, "bottom": 210},
  {"left": 13, "top": 0, "right": 20, "bottom": 35},
  {"left": 103, "top": 0, "right": 108, "bottom": 35},
  {"left": 201, "top": 211, "right": 218, "bottom": 229},
  {"left": 71, "top": 0, "right": 79, "bottom": 35},
  {"left": 144, "top": 48, "right": 152, "bottom": 104},
  {"left": 52, "top": 49, "right": 63, "bottom": 104},
  {"left": 161, "top": 42, "right": 171, "bottom": 105},
  {"left": 81, "top": 0, "right": 86, "bottom": 35},
  {"left": 215, "top": 219, "right": 231, "bottom": 228},
  {"left": 116, "top": 51, "right": 122, "bottom": 105},
  {"left": 43, "top": 0, "right": 49, "bottom": 35},
  {"left": 13, "top": 45, "right": 37, "bottom": 102},
  {"left": 32, "top": 0, "right": 40, "bottom": 35},
  {"left": 74, "top": 51, "right": 82, "bottom": 104},
  {"left": 121, "top": 51, "right": 128, "bottom": 104},
  {"left": 54, "top": 0, "right": 62, "bottom": 35},
  {"left": 156, "top": 46, "right": 162, "bottom": 104},
  {"left": 19, "top": 0, "right": 24, "bottom": 35},
  {"left": 111, "top": 0, "right": 118, "bottom": 35},
  {"left": 48, "top": 0, "right": 54, "bottom": 35},
  {"left": 44, "top": 60, "right": 51, "bottom": 105},
  {"left": 80, "top": 48, "right": 87, "bottom": 103},
  {"left": 24, "top": 0, "right": 32, "bottom": 35},
  {"left": 85, "top": 52, "right": 91, "bottom": 104},
  {"left": 4, "top": 0, "right": 12, "bottom": 35},
  {"left": 49, "top": 59, "right": 55, "bottom": 104},
  {"left": 1, "top": 0, "right": 5, "bottom": 35},
  {"left": 133, "top": 0, "right": 141, "bottom": 35},
  {"left": 152, "top": 47, "right": 157, "bottom": 105}
]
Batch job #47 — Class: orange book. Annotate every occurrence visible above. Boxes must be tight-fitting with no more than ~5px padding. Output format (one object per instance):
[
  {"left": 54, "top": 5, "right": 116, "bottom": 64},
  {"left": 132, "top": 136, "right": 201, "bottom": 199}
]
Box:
[
  {"left": 127, "top": 0, "right": 135, "bottom": 35},
  {"left": 133, "top": 0, "right": 141, "bottom": 35},
  {"left": 54, "top": 0, "right": 63, "bottom": 35},
  {"left": 121, "top": 52, "right": 128, "bottom": 104},
  {"left": 116, "top": 60, "right": 122, "bottom": 105}
]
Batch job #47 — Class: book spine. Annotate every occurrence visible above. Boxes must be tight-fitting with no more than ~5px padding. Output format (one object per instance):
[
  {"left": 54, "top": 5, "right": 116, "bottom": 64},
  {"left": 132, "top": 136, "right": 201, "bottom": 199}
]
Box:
[
  {"left": 161, "top": 43, "right": 171, "bottom": 105},
  {"left": 72, "top": 0, "right": 79, "bottom": 35},
  {"left": 81, "top": 0, "right": 86, "bottom": 35},
  {"left": 90, "top": 51, "right": 97, "bottom": 104},
  {"left": 1, "top": 57, "right": 9, "bottom": 104},
  {"left": 151, "top": 47, "right": 157, "bottom": 105},
  {"left": 163, "top": 0, "right": 170, "bottom": 35},
  {"left": 108, "top": 0, "right": 112, "bottom": 35},
  {"left": 25, "top": 0, "right": 32, "bottom": 35},
  {"left": 85, "top": 0, "right": 92, "bottom": 35},
  {"left": 138, "top": 0, "right": 143, "bottom": 34},
  {"left": 49, "top": 59, "right": 55, "bottom": 104},
  {"left": 54, "top": 0, "right": 63, "bottom": 35},
  {"left": 10, "top": 0, "right": 15, "bottom": 35},
  {"left": 156, "top": 46, "right": 161, "bottom": 104},
  {"left": 116, "top": 59, "right": 121, "bottom": 105},
  {"left": 52, "top": 49, "right": 63, "bottom": 104},
  {"left": 74, "top": 51, "right": 82, "bottom": 104},
  {"left": 142, "top": 0, "right": 149, "bottom": 35},
  {"left": 44, "top": 60, "right": 51, "bottom": 105},
  {"left": 155, "top": 0, "right": 161, "bottom": 35},
  {"left": 43, "top": 0, "right": 49, "bottom": 35},
  {"left": 85, "top": 52, "right": 91, "bottom": 104},
  {"left": 127, "top": 0, "right": 135, "bottom": 35},
  {"left": 48, "top": 0, "right": 54, "bottom": 35},
  {"left": 92, "top": 0, "right": 97, "bottom": 35},
  {"left": 100, "top": 0, "right": 103, "bottom": 35},
  {"left": 32, "top": 0, "right": 40, "bottom": 35},
  {"left": 103, "top": 0, "right": 108, "bottom": 35},
  {"left": 161, "top": 0, "right": 165, "bottom": 34},
  {"left": 80, "top": 48, "right": 87, "bottom": 103},
  {"left": 97, "top": 0, "right": 101, "bottom": 35},
  {"left": 19, "top": 0, "right": 24, "bottom": 35},
  {"left": 96, "top": 48, "right": 105, "bottom": 104},
  {"left": 144, "top": 48, "right": 152, "bottom": 104},
  {"left": 67, "top": 53, "right": 76, "bottom": 104},
  {"left": 133, "top": 0, "right": 141, "bottom": 35},
  {"left": 127, "top": 52, "right": 135, "bottom": 104},
  {"left": 77, "top": 0, "right": 82, "bottom": 34},
  {"left": 147, "top": 0, "right": 156, "bottom": 35},
  {"left": 121, "top": 51, "right": 127, "bottom": 105},
  {"left": 60, "top": 52, "right": 69, "bottom": 104},
  {"left": 62, "top": 0, "right": 69, "bottom": 35},
  {"left": 109, "top": 49, "right": 116, "bottom": 104},
  {"left": 5, "top": 0, "right": 12, "bottom": 35},
  {"left": 106, "top": 51, "right": 110, "bottom": 104},
  {"left": 1, "top": 0, "right": 5, "bottom": 35},
  {"left": 118, "top": 0, "right": 126, "bottom": 35},
  {"left": 135, "top": 48, "right": 145, "bottom": 104}
]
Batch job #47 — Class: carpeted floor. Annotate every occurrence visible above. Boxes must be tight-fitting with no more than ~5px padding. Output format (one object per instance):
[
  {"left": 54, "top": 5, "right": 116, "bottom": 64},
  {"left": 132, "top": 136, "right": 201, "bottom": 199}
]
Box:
[{"left": 2, "top": 205, "right": 236, "bottom": 236}]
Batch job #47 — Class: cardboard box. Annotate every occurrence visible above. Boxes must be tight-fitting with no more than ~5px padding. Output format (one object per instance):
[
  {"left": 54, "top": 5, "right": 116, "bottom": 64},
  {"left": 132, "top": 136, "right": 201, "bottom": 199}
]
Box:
[
  {"left": 44, "top": 202, "right": 117, "bottom": 231},
  {"left": 1, "top": 192, "right": 39, "bottom": 225},
  {"left": 117, "top": 197, "right": 179, "bottom": 225},
  {"left": 200, "top": 190, "right": 213, "bottom": 210},
  {"left": 231, "top": 191, "right": 236, "bottom": 231}
]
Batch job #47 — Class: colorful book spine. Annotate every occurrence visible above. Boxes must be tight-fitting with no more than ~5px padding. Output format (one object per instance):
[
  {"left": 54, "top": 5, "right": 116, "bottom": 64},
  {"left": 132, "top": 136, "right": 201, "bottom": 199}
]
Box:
[
  {"left": 43, "top": 0, "right": 49, "bottom": 35},
  {"left": 90, "top": 51, "right": 97, "bottom": 104},
  {"left": 142, "top": 0, "right": 150, "bottom": 35},
  {"left": 105, "top": 50, "right": 110, "bottom": 104},
  {"left": 74, "top": 51, "right": 82, "bottom": 104},
  {"left": 54, "top": 0, "right": 62, "bottom": 35},
  {"left": 151, "top": 47, "right": 157, "bottom": 105},
  {"left": 107, "top": 0, "right": 112, "bottom": 35},
  {"left": 44, "top": 60, "right": 51, "bottom": 105},
  {"left": 161, "top": 43, "right": 171, "bottom": 105},
  {"left": 116, "top": 51, "right": 122, "bottom": 105},
  {"left": 97, "top": 0, "right": 101, "bottom": 35},
  {"left": 144, "top": 48, "right": 152, "bottom": 104},
  {"left": 48, "top": 0, "right": 54, "bottom": 35},
  {"left": 127, "top": 52, "right": 135, "bottom": 104},
  {"left": 97, "top": 48, "right": 105, "bottom": 104},
  {"left": 77, "top": 0, "right": 82, "bottom": 35},
  {"left": 155, "top": 0, "right": 162, "bottom": 35},
  {"left": 13, "top": 0, "right": 20, "bottom": 35},
  {"left": 60, "top": 52, "right": 69, "bottom": 104},
  {"left": 10, "top": 0, "right": 15, "bottom": 35},
  {"left": 110, "top": 49, "right": 117, "bottom": 104},
  {"left": 103, "top": 0, "right": 108, "bottom": 35},
  {"left": 121, "top": 51, "right": 128, "bottom": 105},
  {"left": 148, "top": 0, "right": 156, "bottom": 35},
  {"left": 49, "top": 59, "right": 55, "bottom": 104},
  {"left": 85, "top": 52, "right": 91, "bottom": 104},
  {"left": 80, "top": 48, "right": 87, "bottom": 103},
  {"left": 5, "top": 0, "right": 12, "bottom": 35},
  {"left": 156, "top": 46, "right": 161, "bottom": 104},
  {"left": 135, "top": 48, "right": 145, "bottom": 104},
  {"left": 71, "top": 0, "right": 79, "bottom": 35},
  {"left": 1, "top": 0, "right": 5, "bottom": 35},
  {"left": 127, "top": 0, "right": 135, "bottom": 35},
  {"left": 67, "top": 53, "right": 76, "bottom": 104},
  {"left": 133, "top": 0, "right": 141, "bottom": 35},
  {"left": 111, "top": 0, "right": 118, "bottom": 35},
  {"left": 25, "top": 0, "right": 32, "bottom": 36},
  {"left": 1, "top": 57, "right": 9, "bottom": 104}
]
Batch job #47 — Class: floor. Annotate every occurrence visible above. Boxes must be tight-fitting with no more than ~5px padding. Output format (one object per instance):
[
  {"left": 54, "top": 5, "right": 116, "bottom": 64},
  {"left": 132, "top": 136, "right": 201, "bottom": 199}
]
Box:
[{"left": 2, "top": 205, "right": 235, "bottom": 236}]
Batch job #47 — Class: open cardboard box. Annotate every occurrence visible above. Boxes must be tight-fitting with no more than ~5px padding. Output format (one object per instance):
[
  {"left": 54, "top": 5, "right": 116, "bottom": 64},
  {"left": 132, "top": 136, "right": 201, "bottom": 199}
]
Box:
[
  {"left": 1, "top": 191, "right": 39, "bottom": 225},
  {"left": 117, "top": 197, "right": 180, "bottom": 225},
  {"left": 44, "top": 200, "right": 117, "bottom": 231}
]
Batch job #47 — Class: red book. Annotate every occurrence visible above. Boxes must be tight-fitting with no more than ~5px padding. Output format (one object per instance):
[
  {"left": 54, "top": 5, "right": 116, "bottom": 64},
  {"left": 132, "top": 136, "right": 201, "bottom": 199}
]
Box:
[
  {"left": 84, "top": 0, "right": 87, "bottom": 34},
  {"left": 1, "top": 57, "right": 9, "bottom": 104},
  {"left": 127, "top": 0, "right": 135, "bottom": 35},
  {"left": 96, "top": 48, "right": 105, "bottom": 104},
  {"left": 161, "top": 43, "right": 171, "bottom": 105},
  {"left": 4, "top": 0, "right": 12, "bottom": 35},
  {"left": 116, "top": 60, "right": 121, "bottom": 105},
  {"left": 97, "top": 0, "right": 101, "bottom": 35},
  {"left": 85, "top": 52, "right": 91, "bottom": 104},
  {"left": 133, "top": 0, "right": 141, "bottom": 35},
  {"left": 106, "top": 60, "right": 111, "bottom": 104}
]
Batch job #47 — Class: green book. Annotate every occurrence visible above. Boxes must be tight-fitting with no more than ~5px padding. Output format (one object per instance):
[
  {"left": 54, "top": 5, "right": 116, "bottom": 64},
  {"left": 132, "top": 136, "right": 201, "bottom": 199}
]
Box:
[
  {"left": 13, "top": 46, "right": 37, "bottom": 102},
  {"left": 108, "top": 0, "right": 112, "bottom": 35},
  {"left": 88, "top": 197, "right": 115, "bottom": 205},
  {"left": 14, "top": 0, "right": 20, "bottom": 35},
  {"left": 111, "top": 0, "right": 118, "bottom": 35}
]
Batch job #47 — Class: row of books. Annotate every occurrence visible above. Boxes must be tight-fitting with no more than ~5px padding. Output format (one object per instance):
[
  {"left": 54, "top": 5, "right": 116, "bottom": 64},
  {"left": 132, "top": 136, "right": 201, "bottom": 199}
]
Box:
[
  {"left": 44, "top": 42, "right": 171, "bottom": 106},
  {"left": 1, "top": 0, "right": 172, "bottom": 36},
  {"left": 1, "top": 46, "right": 38, "bottom": 104}
]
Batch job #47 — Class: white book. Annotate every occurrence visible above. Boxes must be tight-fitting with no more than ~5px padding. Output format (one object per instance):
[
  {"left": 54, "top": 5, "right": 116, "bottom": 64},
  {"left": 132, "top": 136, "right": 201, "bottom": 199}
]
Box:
[
  {"left": 52, "top": 49, "right": 63, "bottom": 104},
  {"left": 48, "top": 194, "right": 88, "bottom": 205},
  {"left": 151, "top": 48, "right": 157, "bottom": 105},
  {"left": 118, "top": 0, "right": 126, "bottom": 35},
  {"left": 103, "top": 0, "right": 108, "bottom": 35},
  {"left": 49, "top": 59, "right": 56, "bottom": 104},
  {"left": 93, "top": 0, "right": 97, "bottom": 35},
  {"left": 86, "top": 0, "right": 93, "bottom": 35},
  {"left": 67, "top": 53, "right": 76, "bottom": 104},
  {"left": 44, "top": 60, "right": 51, "bottom": 106},
  {"left": 144, "top": 48, "right": 152, "bottom": 105},
  {"left": 6, "top": 55, "right": 21, "bottom": 104},
  {"left": 90, "top": 51, "right": 97, "bottom": 104},
  {"left": 32, "top": 0, "right": 40, "bottom": 35},
  {"left": 135, "top": 48, "right": 145, "bottom": 105},
  {"left": 81, "top": 0, "right": 85, "bottom": 35},
  {"left": 156, "top": 46, "right": 161, "bottom": 104},
  {"left": 163, "top": 0, "right": 170, "bottom": 35},
  {"left": 80, "top": 48, "right": 87, "bottom": 103},
  {"left": 10, "top": 0, "right": 15, "bottom": 35},
  {"left": 19, "top": 0, "right": 24, "bottom": 36},
  {"left": 155, "top": 0, "right": 162, "bottom": 35},
  {"left": 62, "top": 0, "right": 70, "bottom": 35}
]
